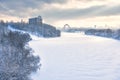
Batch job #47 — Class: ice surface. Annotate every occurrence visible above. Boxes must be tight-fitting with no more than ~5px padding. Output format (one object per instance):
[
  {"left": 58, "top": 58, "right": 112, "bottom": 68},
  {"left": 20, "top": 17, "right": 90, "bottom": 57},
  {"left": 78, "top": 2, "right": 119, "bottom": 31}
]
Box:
[{"left": 29, "top": 32, "right": 120, "bottom": 80}]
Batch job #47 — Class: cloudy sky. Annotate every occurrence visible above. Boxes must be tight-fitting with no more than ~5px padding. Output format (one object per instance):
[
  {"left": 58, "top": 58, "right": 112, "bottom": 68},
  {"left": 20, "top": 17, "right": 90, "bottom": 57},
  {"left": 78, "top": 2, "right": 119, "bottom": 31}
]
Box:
[{"left": 0, "top": 0, "right": 120, "bottom": 28}]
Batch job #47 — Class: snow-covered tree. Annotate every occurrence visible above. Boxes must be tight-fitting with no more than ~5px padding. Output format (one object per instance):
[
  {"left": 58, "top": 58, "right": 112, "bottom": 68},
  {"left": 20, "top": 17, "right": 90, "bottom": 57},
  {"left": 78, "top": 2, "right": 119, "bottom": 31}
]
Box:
[{"left": 0, "top": 30, "right": 40, "bottom": 80}]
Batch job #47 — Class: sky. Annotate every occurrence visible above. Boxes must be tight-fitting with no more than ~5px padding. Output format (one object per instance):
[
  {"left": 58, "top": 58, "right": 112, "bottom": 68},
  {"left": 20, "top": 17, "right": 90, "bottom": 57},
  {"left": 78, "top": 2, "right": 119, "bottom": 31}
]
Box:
[{"left": 0, "top": 0, "right": 120, "bottom": 28}]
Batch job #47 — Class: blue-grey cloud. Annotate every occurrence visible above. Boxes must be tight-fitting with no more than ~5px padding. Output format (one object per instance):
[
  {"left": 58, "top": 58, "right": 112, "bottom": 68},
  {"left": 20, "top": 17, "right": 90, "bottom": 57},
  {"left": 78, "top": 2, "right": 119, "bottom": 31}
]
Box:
[
  {"left": 77, "top": 0, "right": 106, "bottom": 2},
  {"left": 0, "top": 0, "right": 67, "bottom": 9},
  {"left": 97, "top": 5, "right": 120, "bottom": 16},
  {"left": 77, "top": 0, "right": 105, "bottom": 1},
  {"left": 42, "top": 5, "right": 105, "bottom": 18},
  {"left": 0, "top": 0, "right": 120, "bottom": 21},
  {"left": 41, "top": 5, "right": 120, "bottom": 21},
  {"left": 0, "top": 0, "right": 68, "bottom": 18}
]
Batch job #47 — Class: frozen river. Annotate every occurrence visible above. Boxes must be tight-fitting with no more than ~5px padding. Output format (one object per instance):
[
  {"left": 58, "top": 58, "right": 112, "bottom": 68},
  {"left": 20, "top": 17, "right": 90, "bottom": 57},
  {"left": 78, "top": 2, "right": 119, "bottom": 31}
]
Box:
[{"left": 29, "top": 33, "right": 120, "bottom": 80}]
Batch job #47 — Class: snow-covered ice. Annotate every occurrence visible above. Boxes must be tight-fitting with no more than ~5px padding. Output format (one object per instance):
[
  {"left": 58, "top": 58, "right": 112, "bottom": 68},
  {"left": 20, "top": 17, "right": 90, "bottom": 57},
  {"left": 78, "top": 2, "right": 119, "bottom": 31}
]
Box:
[{"left": 29, "top": 32, "right": 120, "bottom": 80}]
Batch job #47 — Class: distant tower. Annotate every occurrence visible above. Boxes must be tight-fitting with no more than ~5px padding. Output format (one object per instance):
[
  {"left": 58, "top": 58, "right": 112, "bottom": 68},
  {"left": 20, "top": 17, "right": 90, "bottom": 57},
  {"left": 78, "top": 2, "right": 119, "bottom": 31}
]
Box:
[
  {"left": 105, "top": 24, "right": 108, "bottom": 28},
  {"left": 94, "top": 25, "right": 97, "bottom": 28},
  {"left": 21, "top": 19, "right": 24, "bottom": 23},
  {"left": 37, "top": 16, "right": 42, "bottom": 25},
  {"left": 29, "top": 16, "right": 42, "bottom": 26}
]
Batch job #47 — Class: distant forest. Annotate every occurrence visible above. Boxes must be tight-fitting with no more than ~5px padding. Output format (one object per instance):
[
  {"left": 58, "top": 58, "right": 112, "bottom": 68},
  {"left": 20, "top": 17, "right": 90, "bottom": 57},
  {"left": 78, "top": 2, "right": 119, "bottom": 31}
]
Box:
[{"left": 62, "top": 27, "right": 120, "bottom": 40}]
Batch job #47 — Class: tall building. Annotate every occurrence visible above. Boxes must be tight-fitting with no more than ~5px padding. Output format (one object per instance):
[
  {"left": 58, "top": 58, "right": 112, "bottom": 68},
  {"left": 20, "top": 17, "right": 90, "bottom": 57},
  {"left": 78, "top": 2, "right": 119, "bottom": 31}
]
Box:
[{"left": 29, "top": 16, "right": 42, "bottom": 26}]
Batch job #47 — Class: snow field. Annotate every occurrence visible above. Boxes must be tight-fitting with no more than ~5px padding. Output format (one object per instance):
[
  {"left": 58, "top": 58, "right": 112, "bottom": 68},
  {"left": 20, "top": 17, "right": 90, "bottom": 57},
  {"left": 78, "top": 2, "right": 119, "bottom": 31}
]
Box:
[{"left": 29, "top": 33, "right": 120, "bottom": 80}]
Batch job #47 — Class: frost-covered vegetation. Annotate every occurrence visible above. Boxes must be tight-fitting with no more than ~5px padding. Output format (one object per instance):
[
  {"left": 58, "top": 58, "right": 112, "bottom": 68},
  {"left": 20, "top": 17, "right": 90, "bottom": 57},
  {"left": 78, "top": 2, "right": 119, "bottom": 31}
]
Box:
[
  {"left": 0, "top": 22, "right": 40, "bottom": 80},
  {"left": 61, "top": 26, "right": 120, "bottom": 40},
  {"left": 6, "top": 16, "right": 61, "bottom": 38},
  {"left": 85, "top": 29, "right": 120, "bottom": 40},
  {"left": 10, "top": 22, "right": 61, "bottom": 38}
]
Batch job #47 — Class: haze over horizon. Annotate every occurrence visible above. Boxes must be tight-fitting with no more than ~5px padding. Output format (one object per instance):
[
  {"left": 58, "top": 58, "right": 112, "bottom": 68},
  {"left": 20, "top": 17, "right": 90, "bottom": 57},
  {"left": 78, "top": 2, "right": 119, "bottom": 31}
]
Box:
[{"left": 0, "top": 0, "right": 120, "bottom": 28}]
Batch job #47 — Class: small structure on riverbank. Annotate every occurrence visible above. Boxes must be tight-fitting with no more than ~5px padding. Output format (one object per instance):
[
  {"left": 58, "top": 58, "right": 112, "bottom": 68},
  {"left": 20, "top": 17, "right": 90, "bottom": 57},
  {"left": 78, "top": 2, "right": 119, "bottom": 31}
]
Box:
[{"left": 8, "top": 16, "right": 61, "bottom": 38}]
